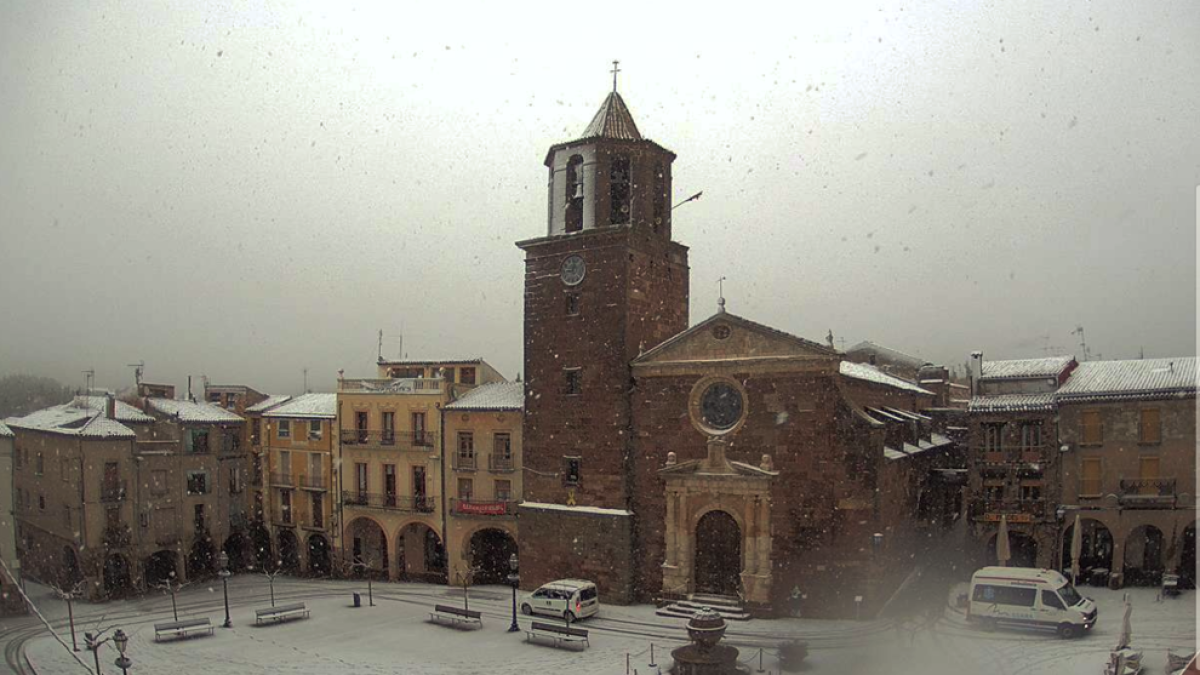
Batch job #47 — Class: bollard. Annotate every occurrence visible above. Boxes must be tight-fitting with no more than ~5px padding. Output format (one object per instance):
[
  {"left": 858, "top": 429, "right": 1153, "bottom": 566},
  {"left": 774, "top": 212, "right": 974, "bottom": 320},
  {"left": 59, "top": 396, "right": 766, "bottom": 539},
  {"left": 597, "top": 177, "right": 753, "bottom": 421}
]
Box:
[
  {"left": 353, "top": 592, "right": 361, "bottom": 608},
  {"left": 758, "top": 647, "right": 764, "bottom": 673},
  {"left": 626, "top": 653, "right": 630, "bottom": 674},
  {"left": 649, "top": 644, "right": 657, "bottom": 668}
]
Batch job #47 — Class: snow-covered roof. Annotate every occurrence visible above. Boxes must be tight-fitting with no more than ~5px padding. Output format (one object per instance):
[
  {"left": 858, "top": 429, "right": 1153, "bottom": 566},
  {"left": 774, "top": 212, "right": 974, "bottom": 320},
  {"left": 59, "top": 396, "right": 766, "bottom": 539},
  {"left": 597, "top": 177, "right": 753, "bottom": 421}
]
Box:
[
  {"left": 263, "top": 393, "right": 337, "bottom": 419},
  {"left": 840, "top": 361, "right": 934, "bottom": 396},
  {"left": 0, "top": 421, "right": 12, "bottom": 438},
  {"left": 445, "top": 382, "right": 524, "bottom": 411},
  {"left": 245, "top": 395, "right": 292, "bottom": 413},
  {"left": 981, "top": 356, "right": 1075, "bottom": 380},
  {"left": 147, "top": 398, "right": 243, "bottom": 423},
  {"left": 73, "top": 396, "right": 155, "bottom": 423},
  {"left": 1056, "top": 358, "right": 1197, "bottom": 401},
  {"left": 845, "top": 341, "right": 929, "bottom": 368},
  {"left": 6, "top": 401, "right": 137, "bottom": 439},
  {"left": 378, "top": 358, "right": 483, "bottom": 365},
  {"left": 519, "top": 501, "right": 632, "bottom": 517},
  {"left": 969, "top": 393, "right": 1058, "bottom": 413}
]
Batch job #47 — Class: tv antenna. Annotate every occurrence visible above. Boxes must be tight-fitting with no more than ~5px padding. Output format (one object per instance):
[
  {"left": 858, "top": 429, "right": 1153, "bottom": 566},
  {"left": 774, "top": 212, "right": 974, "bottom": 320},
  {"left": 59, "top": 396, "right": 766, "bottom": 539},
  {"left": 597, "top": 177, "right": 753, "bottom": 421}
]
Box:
[
  {"left": 1070, "top": 325, "right": 1091, "bottom": 361},
  {"left": 127, "top": 361, "right": 145, "bottom": 385},
  {"left": 82, "top": 369, "right": 95, "bottom": 395}
]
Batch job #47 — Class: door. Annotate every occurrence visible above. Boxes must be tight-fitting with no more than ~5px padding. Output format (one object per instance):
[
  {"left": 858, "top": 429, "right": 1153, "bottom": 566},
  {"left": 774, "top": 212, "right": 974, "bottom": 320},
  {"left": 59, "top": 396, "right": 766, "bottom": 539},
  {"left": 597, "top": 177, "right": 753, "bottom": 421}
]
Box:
[
  {"left": 384, "top": 465, "right": 397, "bottom": 507},
  {"left": 355, "top": 411, "right": 369, "bottom": 443},
  {"left": 309, "top": 453, "right": 322, "bottom": 487},
  {"left": 355, "top": 463, "right": 368, "bottom": 501},
  {"left": 382, "top": 411, "right": 395, "bottom": 444},
  {"left": 412, "top": 412, "right": 427, "bottom": 445},
  {"left": 694, "top": 510, "right": 742, "bottom": 596},
  {"left": 413, "top": 466, "right": 427, "bottom": 510}
]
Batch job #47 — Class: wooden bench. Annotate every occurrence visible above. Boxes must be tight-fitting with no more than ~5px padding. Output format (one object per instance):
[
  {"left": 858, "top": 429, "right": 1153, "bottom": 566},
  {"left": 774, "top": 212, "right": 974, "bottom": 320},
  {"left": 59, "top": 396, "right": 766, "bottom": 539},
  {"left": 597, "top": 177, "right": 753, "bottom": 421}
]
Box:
[
  {"left": 429, "top": 604, "right": 482, "bottom": 629},
  {"left": 526, "top": 621, "right": 589, "bottom": 649},
  {"left": 255, "top": 602, "right": 310, "bottom": 625},
  {"left": 154, "top": 618, "right": 214, "bottom": 642}
]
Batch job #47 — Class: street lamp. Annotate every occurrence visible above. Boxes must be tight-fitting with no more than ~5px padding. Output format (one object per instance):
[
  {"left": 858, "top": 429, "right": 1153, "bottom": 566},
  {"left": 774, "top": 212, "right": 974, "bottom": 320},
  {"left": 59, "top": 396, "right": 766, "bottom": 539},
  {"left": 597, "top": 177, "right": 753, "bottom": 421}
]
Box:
[
  {"left": 218, "top": 551, "right": 232, "bottom": 628},
  {"left": 506, "top": 553, "right": 520, "bottom": 633},
  {"left": 113, "top": 629, "right": 131, "bottom": 675},
  {"left": 872, "top": 532, "right": 884, "bottom": 553}
]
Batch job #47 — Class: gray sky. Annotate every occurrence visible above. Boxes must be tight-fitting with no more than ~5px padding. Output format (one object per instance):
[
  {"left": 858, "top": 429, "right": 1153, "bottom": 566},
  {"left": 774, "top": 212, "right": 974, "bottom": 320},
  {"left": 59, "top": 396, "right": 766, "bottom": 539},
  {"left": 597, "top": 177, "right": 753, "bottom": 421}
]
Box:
[{"left": 2, "top": 1, "right": 1197, "bottom": 396}]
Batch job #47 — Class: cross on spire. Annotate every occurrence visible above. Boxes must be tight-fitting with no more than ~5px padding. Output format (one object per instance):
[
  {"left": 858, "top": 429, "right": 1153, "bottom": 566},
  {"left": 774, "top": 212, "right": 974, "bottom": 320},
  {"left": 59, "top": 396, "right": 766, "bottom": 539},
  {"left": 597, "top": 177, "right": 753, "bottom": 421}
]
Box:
[
  {"left": 611, "top": 60, "right": 621, "bottom": 92},
  {"left": 717, "top": 276, "right": 727, "bottom": 313}
]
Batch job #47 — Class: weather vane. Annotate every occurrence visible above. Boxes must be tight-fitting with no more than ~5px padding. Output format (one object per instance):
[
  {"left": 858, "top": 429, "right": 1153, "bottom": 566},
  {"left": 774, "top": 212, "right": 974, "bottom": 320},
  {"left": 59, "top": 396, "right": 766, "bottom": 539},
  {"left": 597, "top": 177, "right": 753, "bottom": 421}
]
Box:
[{"left": 611, "top": 59, "right": 620, "bottom": 92}]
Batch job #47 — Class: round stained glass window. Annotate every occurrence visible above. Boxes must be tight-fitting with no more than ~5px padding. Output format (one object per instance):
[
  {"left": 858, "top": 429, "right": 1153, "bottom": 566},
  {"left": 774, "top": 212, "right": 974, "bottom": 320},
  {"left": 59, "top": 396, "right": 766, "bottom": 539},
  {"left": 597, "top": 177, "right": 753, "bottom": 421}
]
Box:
[{"left": 699, "top": 382, "right": 744, "bottom": 431}]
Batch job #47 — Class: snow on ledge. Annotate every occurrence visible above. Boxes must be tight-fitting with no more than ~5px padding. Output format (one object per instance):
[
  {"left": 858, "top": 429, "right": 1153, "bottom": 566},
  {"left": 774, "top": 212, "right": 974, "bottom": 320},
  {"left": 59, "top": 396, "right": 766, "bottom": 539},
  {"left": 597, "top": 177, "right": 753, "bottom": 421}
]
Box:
[{"left": 520, "top": 501, "right": 632, "bottom": 517}]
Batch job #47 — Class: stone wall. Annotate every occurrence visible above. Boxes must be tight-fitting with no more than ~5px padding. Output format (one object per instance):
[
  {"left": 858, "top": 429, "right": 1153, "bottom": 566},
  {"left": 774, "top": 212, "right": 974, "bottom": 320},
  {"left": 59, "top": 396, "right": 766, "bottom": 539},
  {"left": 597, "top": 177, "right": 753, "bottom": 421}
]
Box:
[{"left": 516, "top": 504, "right": 634, "bottom": 605}]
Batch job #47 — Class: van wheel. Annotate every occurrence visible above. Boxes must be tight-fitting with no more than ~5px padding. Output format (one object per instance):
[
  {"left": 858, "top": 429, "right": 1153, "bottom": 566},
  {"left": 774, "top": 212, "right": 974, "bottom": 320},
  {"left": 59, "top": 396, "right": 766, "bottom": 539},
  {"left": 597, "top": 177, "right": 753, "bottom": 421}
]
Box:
[
  {"left": 563, "top": 610, "right": 576, "bottom": 623},
  {"left": 1056, "top": 623, "right": 1078, "bottom": 639},
  {"left": 521, "top": 603, "right": 532, "bottom": 615}
]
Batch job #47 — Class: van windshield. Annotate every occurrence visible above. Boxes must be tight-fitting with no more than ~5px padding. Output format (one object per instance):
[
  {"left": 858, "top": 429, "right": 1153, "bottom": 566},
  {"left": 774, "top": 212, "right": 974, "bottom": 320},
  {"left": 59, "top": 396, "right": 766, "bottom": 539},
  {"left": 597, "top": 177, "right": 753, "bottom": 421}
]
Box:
[{"left": 1057, "top": 584, "right": 1083, "bottom": 607}]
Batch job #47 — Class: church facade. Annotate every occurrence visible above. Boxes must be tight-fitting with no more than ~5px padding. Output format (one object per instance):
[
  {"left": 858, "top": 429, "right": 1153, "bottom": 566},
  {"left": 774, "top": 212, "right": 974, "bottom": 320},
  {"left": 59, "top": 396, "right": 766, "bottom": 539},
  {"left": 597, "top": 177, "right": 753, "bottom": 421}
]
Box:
[{"left": 516, "top": 85, "right": 956, "bottom": 618}]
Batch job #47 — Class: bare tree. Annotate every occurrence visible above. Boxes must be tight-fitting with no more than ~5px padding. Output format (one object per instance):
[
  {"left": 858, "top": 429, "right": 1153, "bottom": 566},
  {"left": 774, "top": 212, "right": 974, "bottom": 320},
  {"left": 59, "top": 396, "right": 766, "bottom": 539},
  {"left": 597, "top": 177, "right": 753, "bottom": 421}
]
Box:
[
  {"left": 48, "top": 579, "right": 88, "bottom": 652},
  {"left": 152, "top": 576, "right": 190, "bottom": 622}
]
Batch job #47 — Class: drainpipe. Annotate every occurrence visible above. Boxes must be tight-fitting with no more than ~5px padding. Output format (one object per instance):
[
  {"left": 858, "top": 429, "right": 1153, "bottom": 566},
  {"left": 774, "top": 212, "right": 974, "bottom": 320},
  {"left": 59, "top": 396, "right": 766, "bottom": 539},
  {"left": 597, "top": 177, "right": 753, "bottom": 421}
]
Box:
[{"left": 438, "top": 397, "right": 448, "bottom": 579}]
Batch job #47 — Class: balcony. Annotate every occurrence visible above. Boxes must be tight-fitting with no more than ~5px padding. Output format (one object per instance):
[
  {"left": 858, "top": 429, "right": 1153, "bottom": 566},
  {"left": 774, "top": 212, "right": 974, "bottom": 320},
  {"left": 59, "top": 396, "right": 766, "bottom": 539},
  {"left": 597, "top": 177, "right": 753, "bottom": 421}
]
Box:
[
  {"left": 452, "top": 454, "right": 477, "bottom": 471},
  {"left": 270, "top": 473, "right": 294, "bottom": 488},
  {"left": 100, "top": 481, "right": 128, "bottom": 503},
  {"left": 341, "top": 491, "right": 435, "bottom": 514},
  {"left": 339, "top": 429, "right": 438, "bottom": 451},
  {"left": 338, "top": 377, "right": 444, "bottom": 394},
  {"left": 450, "top": 498, "right": 516, "bottom": 518},
  {"left": 298, "top": 474, "right": 328, "bottom": 491},
  {"left": 488, "top": 455, "right": 515, "bottom": 472},
  {"left": 969, "top": 499, "right": 1049, "bottom": 523},
  {"left": 1118, "top": 479, "right": 1176, "bottom": 508}
]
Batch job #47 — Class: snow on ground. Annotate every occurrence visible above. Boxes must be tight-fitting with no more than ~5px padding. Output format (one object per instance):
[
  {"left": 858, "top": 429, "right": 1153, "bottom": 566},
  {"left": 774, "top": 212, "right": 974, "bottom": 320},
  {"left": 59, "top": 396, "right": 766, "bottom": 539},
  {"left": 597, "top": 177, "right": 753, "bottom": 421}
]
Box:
[{"left": 19, "top": 577, "right": 1197, "bottom": 675}]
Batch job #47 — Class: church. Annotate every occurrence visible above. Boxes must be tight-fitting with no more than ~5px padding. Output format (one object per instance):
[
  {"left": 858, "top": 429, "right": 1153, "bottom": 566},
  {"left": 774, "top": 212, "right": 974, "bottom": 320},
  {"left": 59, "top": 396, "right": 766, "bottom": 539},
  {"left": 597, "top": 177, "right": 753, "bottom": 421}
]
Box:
[{"left": 515, "top": 78, "right": 958, "bottom": 619}]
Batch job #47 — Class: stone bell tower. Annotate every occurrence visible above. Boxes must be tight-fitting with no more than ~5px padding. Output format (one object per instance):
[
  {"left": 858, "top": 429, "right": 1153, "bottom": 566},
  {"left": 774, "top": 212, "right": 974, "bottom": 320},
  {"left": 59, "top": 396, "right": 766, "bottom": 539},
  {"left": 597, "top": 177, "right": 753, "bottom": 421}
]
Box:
[{"left": 515, "top": 66, "right": 690, "bottom": 602}]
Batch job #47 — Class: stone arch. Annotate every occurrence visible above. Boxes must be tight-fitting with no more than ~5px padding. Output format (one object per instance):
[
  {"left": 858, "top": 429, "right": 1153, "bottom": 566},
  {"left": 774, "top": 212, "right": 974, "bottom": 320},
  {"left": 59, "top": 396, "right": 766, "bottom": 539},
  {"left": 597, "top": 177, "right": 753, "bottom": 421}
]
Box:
[
  {"left": 249, "top": 522, "right": 273, "bottom": 571},
  {"left": 346, "top": 517, "right": 389, "bottom": 578},
  {"left": 694, "top": 509, "right": 742, "bottom": 596},
  {"left": 307, "top": 534, "right": 332, "bottom": 577},
  {"left": 1181, "top": 521, "right": 1197, "bottom": 589},
  {"left": 395, "top": 521, "right": 446, "bottom": 583},
  {"left": 60, "top": 546, "right": 83, "bottom": 588},
  {"left": 465, "top": 527, "right": 518, "bottom": 585},
  {"left": 103, "top": 553, "right": 132, "bottom": 597},
  {"left": 144, "top": 550, "right": 179, "bottom": 587},
  {"left": 277, "top": 530, "right": 301, "bottom": 574},
  {"left": 1123, "top": 524, "right": 1165, "bottom": 586},
  {"left": 1060, "top": 518, "right": 1115, "bottom": 584},
  {"left": 187, "top": 536, "right": 217, "bottom": 580},
  {"left": 222, "top": 531, "right": 251, "bottom": 573}
]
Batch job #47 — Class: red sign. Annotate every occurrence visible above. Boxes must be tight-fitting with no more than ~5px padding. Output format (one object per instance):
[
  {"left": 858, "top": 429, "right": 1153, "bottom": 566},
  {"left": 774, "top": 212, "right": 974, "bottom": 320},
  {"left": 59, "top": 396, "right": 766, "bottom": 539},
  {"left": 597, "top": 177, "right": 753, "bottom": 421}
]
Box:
[{"left": 457, "top": 501, "right": 509, "bottom": 516}]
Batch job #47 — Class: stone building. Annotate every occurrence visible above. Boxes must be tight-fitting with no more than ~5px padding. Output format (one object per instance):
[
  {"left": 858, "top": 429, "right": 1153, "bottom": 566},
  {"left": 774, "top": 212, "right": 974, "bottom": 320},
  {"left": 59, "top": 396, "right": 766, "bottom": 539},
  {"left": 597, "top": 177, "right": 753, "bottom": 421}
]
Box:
[
  {"left": 516, "top": 85, "right": 959, "bottom": 618},
  {"left": 443, "top": 382, "right": 523, "bottom": 585},
  {"left": 965, "top": 356, "right": 1078, "bottom": 568},
  {"left": 335, "top": 359, "right": 504, "bottom": 582},
  {"left": 261, "top": 393, "right": 337, "bottom": 576},
  {"left": 1056, "top": 358, "right": 1196, "bottom": 588},
  {"left": 0, "top": 421, "right": 24, "bottom": 614},
  {"left": 242, "top": 393, "right": 293, "bottom": 567}
]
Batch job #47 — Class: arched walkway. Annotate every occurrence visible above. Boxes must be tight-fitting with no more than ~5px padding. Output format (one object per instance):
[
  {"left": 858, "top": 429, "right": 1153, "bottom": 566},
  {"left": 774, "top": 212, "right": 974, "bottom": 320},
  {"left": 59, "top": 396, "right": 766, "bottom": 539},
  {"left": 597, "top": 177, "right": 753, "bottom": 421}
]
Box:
[
  {"left": 1181, "top": 522, "right": 1196, "bottom": 589},
  {"left": 144, "top": 550, "right": 179, "bottom": 587},
  {"left": 1060, "top": 519, "right": 1114, "bottom": 584},
  {"left": 346, "top": 517, "right": 388, "bottom": 578},
  {"left": 60, "top": 546, "right": 83, "bottom": 588},
  {"left": 466, "top": 528, "right": 517, "bottom": 585},
  {"left": 103, "top": 553, "right": 132, "bottom": 597},
  {"left": 250, "top": 523, "right": 273, "bottom": 571},
  {"left": 307, "top": 534, "right": 331, "bottom": 577},
  {"left": 988, "top": 532, "right": 1038, "bottom": 568},
  {"left": 223, "top": 531, "right": 251, "bottom": 573},
  {"left": 1123, "top": 524, "right": 1165, "bottom": 586},
  {"left": 187, "top": 537, "right": 216, "bottom": 579},
  {"left": 694, "top": 510, "right": 741, "bottom": 596},
  {"left": 278, "top": 530, "right": 301, "bottom": 574},
  {"left": 397, "top": 522, "right": 446, "bottom": 583}
]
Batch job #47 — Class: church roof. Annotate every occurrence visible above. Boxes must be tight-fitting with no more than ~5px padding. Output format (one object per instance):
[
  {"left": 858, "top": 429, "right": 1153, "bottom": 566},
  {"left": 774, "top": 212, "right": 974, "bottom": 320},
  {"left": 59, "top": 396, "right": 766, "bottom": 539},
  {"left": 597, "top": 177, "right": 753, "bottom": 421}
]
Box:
[
  {"left": 633, "top": 309, "right": 839, "bottom": 365},
  {"left": 580, "top": 91, "right": 642, "bottom": 141}
]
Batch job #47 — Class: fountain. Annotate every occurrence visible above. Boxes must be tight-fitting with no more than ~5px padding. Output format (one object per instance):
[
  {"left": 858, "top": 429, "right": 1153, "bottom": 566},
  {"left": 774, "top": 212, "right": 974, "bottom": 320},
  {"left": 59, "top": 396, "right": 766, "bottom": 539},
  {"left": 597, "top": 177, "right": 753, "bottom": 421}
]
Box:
[{"left": 670, "top": 607, "right": 746, "bottom": 674}]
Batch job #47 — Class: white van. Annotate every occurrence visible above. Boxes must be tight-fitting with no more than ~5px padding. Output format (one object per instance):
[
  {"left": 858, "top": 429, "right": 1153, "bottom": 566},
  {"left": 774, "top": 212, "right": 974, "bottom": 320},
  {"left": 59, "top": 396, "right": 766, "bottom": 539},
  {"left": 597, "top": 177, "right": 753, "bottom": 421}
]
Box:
[
  {"left": 967, "top": 567, "right": 1098, "bottom": 638},
  {"left": 520, "top": 579, "right": 599, "bottom": 622}
]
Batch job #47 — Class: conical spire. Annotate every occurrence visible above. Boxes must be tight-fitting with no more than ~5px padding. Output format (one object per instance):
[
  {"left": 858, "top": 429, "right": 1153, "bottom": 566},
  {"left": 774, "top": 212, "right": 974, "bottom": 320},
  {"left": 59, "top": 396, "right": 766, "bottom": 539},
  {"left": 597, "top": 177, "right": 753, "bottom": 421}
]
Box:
[{"left": 581, "top": 91, "right": 642, "bottom": 141}]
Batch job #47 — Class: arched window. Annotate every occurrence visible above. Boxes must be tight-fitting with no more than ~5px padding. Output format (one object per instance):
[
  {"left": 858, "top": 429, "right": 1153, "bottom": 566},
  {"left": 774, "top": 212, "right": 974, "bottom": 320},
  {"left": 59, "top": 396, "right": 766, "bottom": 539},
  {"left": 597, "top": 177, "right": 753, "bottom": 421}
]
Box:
[
  {"left": 565, "top": 155, "right": 584, "bottom": 232},
  {"left": 609, "top": 155, "right": 631, "bottom": 225},
  {"left": 653, "top": 161, "right": 666, "bottom": 233}
]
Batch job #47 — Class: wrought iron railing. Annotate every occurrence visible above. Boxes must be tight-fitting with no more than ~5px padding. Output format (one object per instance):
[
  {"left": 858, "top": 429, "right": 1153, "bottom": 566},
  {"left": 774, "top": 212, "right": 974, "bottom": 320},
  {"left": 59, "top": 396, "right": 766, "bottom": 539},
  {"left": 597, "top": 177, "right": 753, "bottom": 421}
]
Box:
[
  {"left": 452, "top": 453, "right": 477, "bottom": 471},
  {"left": 270, "top": 473, "right": 294, "bottom": 487},
  {"left": 298, "top": 474, "right": 328, "bottom": 490},
  {"left": 488, "top": 455, "right": 515, "bottom": 472},
  {"left": 968, "top": 499, "right": 1049, "bottom": 519},
  {"left": 1118, "top": 478, "right": 1176, "bottom": 507},
  {"left": 341, "top": 491, "right": 435, "bottom": 513},
  {"left": 339, "top": 429, "right": 438, "bottom": 449}
]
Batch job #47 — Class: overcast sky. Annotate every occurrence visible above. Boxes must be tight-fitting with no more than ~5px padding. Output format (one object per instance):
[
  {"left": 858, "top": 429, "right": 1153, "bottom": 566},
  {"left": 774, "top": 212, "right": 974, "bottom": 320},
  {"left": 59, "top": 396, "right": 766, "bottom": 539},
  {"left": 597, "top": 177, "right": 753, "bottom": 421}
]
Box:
[{"left": 1, "top": 1, "right": 1196, "bottom": 396}]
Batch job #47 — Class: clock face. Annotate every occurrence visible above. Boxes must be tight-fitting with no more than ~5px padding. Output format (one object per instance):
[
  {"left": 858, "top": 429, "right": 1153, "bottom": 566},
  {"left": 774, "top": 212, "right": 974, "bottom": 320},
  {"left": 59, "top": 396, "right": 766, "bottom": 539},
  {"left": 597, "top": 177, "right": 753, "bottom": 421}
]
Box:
[
  {"left": 560, "top": 255, "right": 586, "bottom": 286},
  {"left": 700, "top": 382, "right": 744, "bottom": 431}
]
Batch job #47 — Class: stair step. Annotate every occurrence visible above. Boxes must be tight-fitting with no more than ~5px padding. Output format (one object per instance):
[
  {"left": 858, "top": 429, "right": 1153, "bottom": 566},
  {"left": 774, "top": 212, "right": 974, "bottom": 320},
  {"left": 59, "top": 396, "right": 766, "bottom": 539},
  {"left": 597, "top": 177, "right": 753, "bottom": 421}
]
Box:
[
  {"left": 655, "top": 605, "right": 752, "bottom": 621},
  {"left": 679, "top": 598, "right": 743, "bottom": 611}
]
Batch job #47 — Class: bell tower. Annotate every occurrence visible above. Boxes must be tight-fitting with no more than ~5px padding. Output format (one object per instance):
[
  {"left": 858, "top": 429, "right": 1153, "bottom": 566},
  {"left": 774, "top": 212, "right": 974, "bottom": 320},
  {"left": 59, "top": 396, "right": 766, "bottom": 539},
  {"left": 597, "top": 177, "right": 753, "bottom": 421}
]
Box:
[{"left": 516, "top": 71, "right": 690, "bottom": 602}]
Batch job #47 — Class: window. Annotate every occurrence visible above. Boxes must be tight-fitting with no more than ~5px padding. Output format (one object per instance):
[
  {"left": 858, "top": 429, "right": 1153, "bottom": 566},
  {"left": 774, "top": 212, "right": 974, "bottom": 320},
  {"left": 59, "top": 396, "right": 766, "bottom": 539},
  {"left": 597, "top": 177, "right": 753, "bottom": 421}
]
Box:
[
  {"left": 460, "top": 367, "right": 476, "bottom": 385},
  {"left": 565, "top": 293, "right": 580, "bottom": 316},
  {"left": 194, "top": 504, "right": 206, "bottom": 531},
  {"left": 564, "top": 457, "right": 581, "bottom": 487},
  {"left": 1081, "top": 411, "right": 1103, "bottom": 445},
  {"left": 458, "top": 478, "right": 473, "bottom": 501},
  {"left": 1041, "top": 590, "right": 1065, "bottom": 610},
  {"left": 458, "top": 432, "right": 475, "bottom": 469},
  {"left": 495, "top": 479, "right": 512, "bottom": 502},
  {"left": 209, "top": 392, "right": 221, "bottom": 403},
  {"left": 222, "top": 431, "right": 239, "bottom": 453},
  {"left": 281, "top": 490, "right": 292, "bottom": 524},
  {"left": 279, "top": 450, "right": 292, "bottom": 479},
  {"left": 355, "top": 463, "right": 368, "bottom": 497},
  {"left": 1019, "top": 423, "right": 1042, "bottom": 450},
  {"left": 38, "top": 494, "right": 45, "bottom": 511},
  {"left": 252, "top": 418, "right": 261, "bottom": 444},
  {"left": 277, "top": 419, "right": 291, "bottom": 439},
  {"left": 565, "top": 154, "right": 584, "bottom": 232},
  {"left": 1139, "top": 409, "right": 1161, "bottom": 444},
  {"left": 982, "top": 480, "right": 1004, "bottom": 502},
  {"left": 653, "top": 161, "right": 666, "bottom": 231},
  {"left": 309, "top": 419, "right": 322, "bottom": 440},
  {"left": 229, "top": 467, "right": 242, "bottom": 494},
  {"left": 309, "top": 453, "right": 322, "bottom": 483},
  {"left": 494, "top": 432, "right": 512, "bottom": 459},
  {"left": 972, "top": 584, "right": 1036, "bottom": 607},
  {"left": 1019, "top": 482, "right": 1042, "bottom": 502},
  {"left": 311, "top": 493, "right": 323, "bottom": 528},
  {"left": 1080, "top": 458, "right": 1102, "bottom": 496},
  {"left": 983, "top": 424, "right": 1004, "bottom": 453},
  {"left": 1138, "top": 456, "right": 1160, "bottom": 495},
  {"left": 35, "top": 452, "right": 43, "bottom": 476},
  {"left": 412, "top": 412, "right": 428, "bottom": 445},
  {"left": 564, "top": 368, "right": 582, "bottom": 396},
  {"left": 186, "top": 429, "right": 209, "bottom": 453},
  {"left": 609, "top": 155, "right": 631, "bottom": 225},
  {"left": 186, "top": 471, "right": 209, "bottom": 495},
  {"left": 384, "top": 464, "right": 397, "bottom": 506},
  {"left": 381, "top": 411, "right": 395, "bottom": 444},
  {"left": 105, "top": 506, "right": 119, "bottom": 529}
]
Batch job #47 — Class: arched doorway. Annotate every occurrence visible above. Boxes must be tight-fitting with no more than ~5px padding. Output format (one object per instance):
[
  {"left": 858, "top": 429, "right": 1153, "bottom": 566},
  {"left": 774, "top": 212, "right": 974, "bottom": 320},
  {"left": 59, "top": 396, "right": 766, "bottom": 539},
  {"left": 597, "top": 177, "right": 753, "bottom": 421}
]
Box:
[
  {"left": 278, "top": 530, "right": 301, "bottom": 574},
  {"left": 223, "top": 531, "right": 250, "bottom": 572},
  {"left": 60, "top": 546, "right": 83, "bottom": 588},
  {"left": 1060, "top": 519, "right": 1114, "bottom": 584},
  {"left": 987, "top": 532, "right": 1038, "bottom": 568},
  {"left": 307, "top": 534, "right": 331, "bottom": 576},
  {"left": 144, "top": 550, "right": 178, "bottom": 587},
  {"left": 188, "top": 537, "right": 216, "bottom": 579},
  {"left": 250, "top": 523, "right": 273, "bottom": 571},
  {"left": 103, "top": 553, "right": 132, "bottom": 597},
  {"left": 1181, "top": 522, "right": 1196, "bottom": 589},
  {"left": 694, "top": 510, "right": 741, "bottom": 596},
  {"left": 467, "top": 529, "right": 517, "bottom": 584},
  {"left": 347, "top": 518, "right": 388, "bottom": 578},
  {"left": 397, "top": 523, "right": 446, "bottom": 583},
  {"left": 1124, "top": 524, "right": 1164, "bottom": 586}
]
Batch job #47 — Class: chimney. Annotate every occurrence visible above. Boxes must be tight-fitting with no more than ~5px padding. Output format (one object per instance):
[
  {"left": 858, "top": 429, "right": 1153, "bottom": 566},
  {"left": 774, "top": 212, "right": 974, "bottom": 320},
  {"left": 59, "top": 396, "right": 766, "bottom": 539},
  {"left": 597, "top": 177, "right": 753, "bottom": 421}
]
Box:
[
  {"left": 105, "top": 394, "right": 116, "bottom": 420},
  {"left": 969, "top": 351, "right": 984, "bottom": 396}
]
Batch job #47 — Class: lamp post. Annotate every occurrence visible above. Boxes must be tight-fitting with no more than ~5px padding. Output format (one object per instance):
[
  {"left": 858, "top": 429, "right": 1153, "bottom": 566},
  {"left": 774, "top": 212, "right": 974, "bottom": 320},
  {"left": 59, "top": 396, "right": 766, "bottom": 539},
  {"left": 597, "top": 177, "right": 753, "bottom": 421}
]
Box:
[
  {"left": 507, "top": 553, "right": 520, "bottom": 633},
  {"left": 872, "top": 532, "right": 884, "bottom": 554},
  {"left": 85, "top": 632, "right": 102, "bottom": 675},
  {"left": 218, "top": 551, "right": 232, "bottom": 628},
  {"left": 113, "top": 629, "right": 131, "bottom": 675}
]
